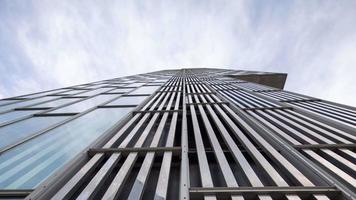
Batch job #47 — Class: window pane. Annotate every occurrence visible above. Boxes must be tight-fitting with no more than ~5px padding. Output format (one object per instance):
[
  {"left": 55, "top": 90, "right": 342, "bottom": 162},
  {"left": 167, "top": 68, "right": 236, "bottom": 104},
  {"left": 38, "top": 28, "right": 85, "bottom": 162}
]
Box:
[
  {"left": 106, "top": 88, "right": 132, "bottom": 93},
  {"left": 108, "top": 84, "right": 127, "bottom": 87},
  {"left": 83, "top": 86, "right": 101, "bottom": 90},
  {"left": 70, "top": 85, "right": 89, "bottom": 89},
  {"left": 20, "top": 89, "right": 68, "bottom": 99},
  {"left": 28, "top": 98, "right": 81, "bottom": 109},
  {"left": 152, "top": 79, "right": 167, "bottom": 83},
  {"left": 0, "top": 110, "right": 40, "bottom": 125},
  {"left": 129, "top": 86, "right": 160, "bottom": 95},
  {"left": 105, "top": 95, "right": 147, "bottom": 106},
  {"left": 0, "top": 107, "right": 132, "bottom": 189},
  {"left": 0, "top": 97, "right": 57, "bottom": 113},
  {"left": 49, "top": 94, "right": 118, "bottom": 113},
  {"left": 73, "top": 88, "right": 112, "bottom": 97},
  {"left": 57, "top": 90, "right": 87, "bottom": 95},
  {"left": 0, "top": 116, "right": 68, "bottom": 149},
  {"left": 0, "top": 100, "right": 20, "bottom": 106},
  {"left": 126, "top": 83, "right": 145, "bottom": 87}
]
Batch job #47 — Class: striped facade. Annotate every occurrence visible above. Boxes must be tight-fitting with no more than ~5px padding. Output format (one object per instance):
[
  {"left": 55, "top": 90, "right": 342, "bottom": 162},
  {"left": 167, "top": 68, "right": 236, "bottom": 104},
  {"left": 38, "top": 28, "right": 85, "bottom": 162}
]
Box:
[{"left": 0, "top": 68, "right": 355, "bottom": 200}]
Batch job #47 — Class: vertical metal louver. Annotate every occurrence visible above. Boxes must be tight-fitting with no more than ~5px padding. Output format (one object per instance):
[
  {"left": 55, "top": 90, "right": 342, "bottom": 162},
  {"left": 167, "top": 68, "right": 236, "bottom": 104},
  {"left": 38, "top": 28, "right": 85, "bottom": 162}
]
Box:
[{"left": 0, "top": 69, "right": 354, "bottom": 200}]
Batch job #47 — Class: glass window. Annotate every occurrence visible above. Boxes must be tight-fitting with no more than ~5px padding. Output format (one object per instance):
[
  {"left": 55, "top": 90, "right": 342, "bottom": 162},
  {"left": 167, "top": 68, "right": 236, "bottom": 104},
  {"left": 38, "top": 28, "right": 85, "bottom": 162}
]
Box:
[
  {"left": 129, "top": 86, "right": 160, "bottom": 95},
  {"left": 70, "top": 85, "right": 90, "bottom": 89},
  {"left": 109, "top": 83, "right": 127, "bottom": 87},
  {"left": 73, "top": 88, "right": 112, "bottom": 97},
  {"left": 146, "top": 83, "right": 164, "bottom": 86},
  {"left": 0, "top": 116, "right": 68, "bottom": 149},
  {"left": 0, "top": 100, "right": 20, "bottom": 106},
  {"left": 152, "top": 79, "right": 167, "bottom": 83},
  {"left": 106, "top": 88, "right": 132, "bottom": 93},
  {"left": 49, "top": 94, "right": 118, "bottom": 113},
  {"left": 101, "top": 85, "right": 117, "bottom": 88},
  {"left": 0, "top": 107, "right": 132, "bottom": 189},
  {"left": 82, "top": 85, "right": 102, "bottom": 90},
  {"left": 28, "top": 98, "right": 81, "bottom": 109},
  {"left": 57, "top": 90, "right": 86, "bottom": 95},
  {"left": 0, "top": 97, "right": 57, "bottom": 113},
  {"left": 105, "top": 95, "right": 147, "bottom": 106},
  {"left": 126, "top": 83, "right": 145, "bottom": 87},
  {"left": 0, "top": 110, "right": 40, "bottom": 125},
  {"left": 20, "top": 89, "right": 68, "bottom": 99}
]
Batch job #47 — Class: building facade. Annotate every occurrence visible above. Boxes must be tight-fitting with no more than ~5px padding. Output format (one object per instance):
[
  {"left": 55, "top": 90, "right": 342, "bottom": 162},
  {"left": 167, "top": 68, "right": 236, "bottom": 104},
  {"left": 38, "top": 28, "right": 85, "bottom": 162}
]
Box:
[{"left": 0, "top": 68, "right": 355, "bottom": 200}]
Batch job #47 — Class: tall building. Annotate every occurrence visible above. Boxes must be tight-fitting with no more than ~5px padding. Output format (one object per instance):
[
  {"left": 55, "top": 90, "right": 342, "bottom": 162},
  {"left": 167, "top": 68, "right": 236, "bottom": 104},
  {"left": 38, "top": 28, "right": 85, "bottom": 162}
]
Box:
[{"left": 0, "top": 68, "right": 355, "bottom": 200}]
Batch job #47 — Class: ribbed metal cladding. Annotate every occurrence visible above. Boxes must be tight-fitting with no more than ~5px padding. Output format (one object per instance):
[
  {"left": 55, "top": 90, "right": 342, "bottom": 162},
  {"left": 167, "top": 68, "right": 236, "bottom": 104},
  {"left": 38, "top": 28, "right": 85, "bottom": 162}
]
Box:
[{"left": 1, "top": 68, "right": 354, "bottom": 200}]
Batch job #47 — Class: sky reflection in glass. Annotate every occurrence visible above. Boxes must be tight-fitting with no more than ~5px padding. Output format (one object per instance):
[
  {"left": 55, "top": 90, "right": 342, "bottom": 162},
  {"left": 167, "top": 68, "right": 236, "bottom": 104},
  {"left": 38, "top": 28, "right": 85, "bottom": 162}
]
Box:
[{"left": 0, "top": 107, "right": 132, "bottom": 189}]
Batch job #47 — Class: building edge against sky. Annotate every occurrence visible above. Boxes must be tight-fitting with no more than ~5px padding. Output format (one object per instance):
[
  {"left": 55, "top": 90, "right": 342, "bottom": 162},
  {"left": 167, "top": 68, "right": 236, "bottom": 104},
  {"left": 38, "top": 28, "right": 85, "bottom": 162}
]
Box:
[{"left": 0, "top": 68, "right": 355, "bottom": 200}]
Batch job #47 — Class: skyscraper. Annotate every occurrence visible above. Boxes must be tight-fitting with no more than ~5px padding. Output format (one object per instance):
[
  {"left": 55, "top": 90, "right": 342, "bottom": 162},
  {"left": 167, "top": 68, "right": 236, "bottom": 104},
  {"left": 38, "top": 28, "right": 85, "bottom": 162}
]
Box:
[{"left": 0, "top": 68, "right": 354, "bottom": 200}]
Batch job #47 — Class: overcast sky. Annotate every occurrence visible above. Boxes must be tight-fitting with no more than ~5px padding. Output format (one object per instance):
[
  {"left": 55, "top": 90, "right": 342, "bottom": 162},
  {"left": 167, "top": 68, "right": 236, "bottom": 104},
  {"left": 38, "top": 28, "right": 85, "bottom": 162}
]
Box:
[{"left": 1, "top": 1, "right": 355, "bottom": 105}]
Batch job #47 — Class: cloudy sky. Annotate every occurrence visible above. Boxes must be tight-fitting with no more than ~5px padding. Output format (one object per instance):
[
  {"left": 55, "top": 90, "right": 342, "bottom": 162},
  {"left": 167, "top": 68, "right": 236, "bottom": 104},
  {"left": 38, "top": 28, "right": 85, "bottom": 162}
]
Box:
[{"left": 1, "top": 0, "right": 355, "bottom": 105}]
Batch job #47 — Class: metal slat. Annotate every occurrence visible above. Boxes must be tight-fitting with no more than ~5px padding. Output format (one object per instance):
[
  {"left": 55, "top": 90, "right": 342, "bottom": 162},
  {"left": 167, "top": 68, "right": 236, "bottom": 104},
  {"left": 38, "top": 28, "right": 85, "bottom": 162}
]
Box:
[
  {"left": 236, "top": 90, "right": 278, "bottom": 108},
  {"left": 219, "top": 104, "right": 332, "bottom": 200},
  {"left": 270, "top": 91, "right": 305, "bottom": 102},
  {"left": 249, "top": 110, "right": 356, "bottom": 190},
  {"left": 267, "top": 110, "right": 356, "bottom": 172},
  {"left": 193, "top": 93, "right": 244, "bottom": 200},
  {"left": 221, "top": 91, "right": 249, "bottom": 109},
  {"left": 87, "top": 147, "right": 181, "bottom": 155},
  {"left": 277, "top": 110, "right": 356, "bottom": 160},
  {"left": 238, "top": 89, "right": 280, "bottom": 107},
  {"left": 15, "top": 69, "right": 355, "bottom": 200},
  {"left": 97, "top": 90, "right": 171, "bottom": 200},
  {"left": 0, "top": 189, "right": 33, "bottom": 198},
  {"left": 202, "top": 95, "right": 273, "bottom": 200},
  {"left": 317, "top": 101, "right": 356, "bottom": 114},
  {"left": 209, "top": 98, "right": 302, "bottom": 200},
  {"left": 229, "top": 90, "right": 261, "bottom": 108},
  {"left": 127, "top": 92, "right": 178, "bottom": 199},
  {"left": 189, "top": 186, "right": 338, "bottom": 196},
  {"left": 292, "top": 102, "right": 356, "bottom": 127},
  {"left": 154, "top": 95, "right": 181, "bottom": 199},
  {"left": 286, "top": 110, "right": 356, "bottom": 142},
  {"left": 51, "top": 83, "right": 166, "bottom": 199},
  {"left": 260, "top": 92, "right": 286, "bottom": 101},
  {"left": 188, "top": 92, "right": 217, "bottom": 200},
  {"left": 309, "top": 101, "right": 356, "bottom": 117},
  {"left": 298, "top": 102, "right": 356, "bottom": 123},
  {"left": 210, "top": 84, "right": 333, "bottom": 200},
  {"left": 179, "top": 76, "right": 190, "bottom": 200},
  {"left": 293, "top": 144, "right": 356, "bottom": 150}
]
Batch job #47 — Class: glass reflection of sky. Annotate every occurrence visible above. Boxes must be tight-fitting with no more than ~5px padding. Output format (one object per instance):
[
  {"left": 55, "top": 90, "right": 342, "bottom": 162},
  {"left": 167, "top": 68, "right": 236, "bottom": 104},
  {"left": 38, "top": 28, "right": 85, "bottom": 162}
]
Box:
[{"left": 0, "top": 107, "right": 132, "bottom": 189}]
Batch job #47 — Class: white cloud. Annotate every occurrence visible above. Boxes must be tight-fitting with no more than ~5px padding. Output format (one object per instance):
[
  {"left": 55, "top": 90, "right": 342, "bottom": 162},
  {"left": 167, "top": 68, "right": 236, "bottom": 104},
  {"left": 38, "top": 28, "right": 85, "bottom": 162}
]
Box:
[{"left": 1, "top": 0, "right": 355, "bottom": 105}]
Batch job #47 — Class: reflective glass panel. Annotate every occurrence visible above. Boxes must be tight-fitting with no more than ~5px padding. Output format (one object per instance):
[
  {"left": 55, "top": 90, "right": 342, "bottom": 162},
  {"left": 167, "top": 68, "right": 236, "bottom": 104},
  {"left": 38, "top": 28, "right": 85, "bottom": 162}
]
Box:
[
  {"left": 107, "top": 83, "right": 127, "bottom": 87},
  {"left": 126, "top": 83, "right": 145, "bottom": 87},
  {"left": 0, "top": 97, "right": 57, "bottom": 113},
  {"left": 0, "top": 107, "right": 132, "bottom": 189},
  {"left": 129, "top": 86, "right": 160, "bottom": 95},
  {"left": 107, "top": 88, "right": 132, "bottom": 93},
  {"left": 0, "top": 100, "right": 20, "bottom": 106},
  {"left": 58, "top": 90, "right": 86, "bottom": 95},
  {"left": 82, "top": 85, "right": 101, "bottom": 89},
  {"left": 105, "top": 95, "right": 147, "bottom": 106},
  {"left": 0, "top": 116, "right": 68, "bottom": 149},
  {"left": 73, "top": 88, "right": 112, "bottom": 97},
  {"left": 20, "top": 89, "right": 68, "bottom": 99},
  {"left": 0, "top": 110, "right": 40, "bottom": 125},
  {"left": 71, "top": 85, "right": 88, "bottom": 89},
  {"left": 152, "top": 79, "right": 167, "bottom": 83},
  {"left": 28, "top": 98, "right": 81, "bottom": 109},
  {"left": 49, "top": 94, "right": 118, "bottom": 113}
]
